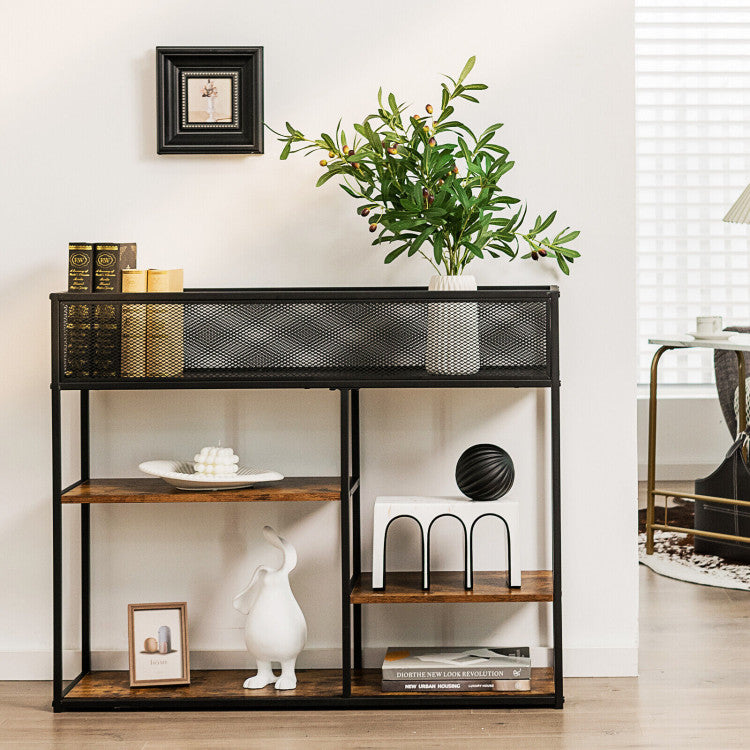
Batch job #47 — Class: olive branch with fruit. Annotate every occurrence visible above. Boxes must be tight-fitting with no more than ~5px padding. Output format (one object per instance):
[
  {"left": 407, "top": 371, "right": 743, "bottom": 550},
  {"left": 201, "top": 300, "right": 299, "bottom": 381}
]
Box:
[{"left": 270, "top": 56, "right": 580, "bottom": 276}]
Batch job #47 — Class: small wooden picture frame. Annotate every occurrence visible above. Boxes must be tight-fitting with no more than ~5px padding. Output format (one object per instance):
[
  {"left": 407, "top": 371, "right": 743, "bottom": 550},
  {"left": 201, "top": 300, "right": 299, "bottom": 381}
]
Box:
[
  {"left": 128, "top": 602, "right": 190, "bottom": 687},
  {"left": 156, "top": 46, "right": 264, "bottom": 154}
]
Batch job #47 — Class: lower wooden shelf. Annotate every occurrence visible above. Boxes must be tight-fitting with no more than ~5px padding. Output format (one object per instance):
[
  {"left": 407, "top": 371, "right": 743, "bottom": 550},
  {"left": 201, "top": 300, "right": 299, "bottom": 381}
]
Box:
[
  {"left": 351, "top": 570, "right": 553, "bottom": 603},
  {"left": 61, "top": 668, "right": 554, "bottom": 705},
  {"left": 65, "top": 669, "right": 339, "bottom": 700}
]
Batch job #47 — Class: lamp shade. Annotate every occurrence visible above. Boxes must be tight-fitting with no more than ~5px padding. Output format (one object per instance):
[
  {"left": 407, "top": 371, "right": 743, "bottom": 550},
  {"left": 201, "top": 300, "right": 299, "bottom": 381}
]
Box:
[{"left": 724, "top": 183, "right": 750, "bottom": 224}]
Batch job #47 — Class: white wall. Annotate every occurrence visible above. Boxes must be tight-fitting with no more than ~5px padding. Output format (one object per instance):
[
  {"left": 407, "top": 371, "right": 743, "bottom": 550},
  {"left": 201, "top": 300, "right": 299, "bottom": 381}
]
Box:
[
  {"left": 0, "top": 0, "right": 637, "bottom": 678},
  {"left": 637, "top": 392, "right": 730, "bottom": 481}
]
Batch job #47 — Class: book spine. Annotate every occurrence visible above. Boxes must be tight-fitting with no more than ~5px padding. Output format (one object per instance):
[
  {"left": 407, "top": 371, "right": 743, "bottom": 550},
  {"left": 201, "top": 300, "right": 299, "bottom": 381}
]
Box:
[
  {"left": 381, "top": 667, "right": 531, "bottom": 681},
  {"left": 146, "top": 269, "right": 184, "bottom": 378},
  {"left": 92, "top": 243, "right": 138, "bottom": 377},
  {"left": 121, "top": 269, "right": 148, "bottom": 378},
  {"left": 381, "top": 679, "right": 531, "bottom": 693},
  {"left": 65, "top": 243, "right": 93, "bottom": 378},
  {"left": 68, "top": 243, "right": 93, "bottom": 293}
]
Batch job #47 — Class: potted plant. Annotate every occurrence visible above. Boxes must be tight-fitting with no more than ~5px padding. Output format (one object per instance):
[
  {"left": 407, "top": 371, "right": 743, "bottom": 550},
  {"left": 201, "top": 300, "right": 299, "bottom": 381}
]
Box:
[{"left": 272, "top": 56, "right": 580, "bottom": 374}]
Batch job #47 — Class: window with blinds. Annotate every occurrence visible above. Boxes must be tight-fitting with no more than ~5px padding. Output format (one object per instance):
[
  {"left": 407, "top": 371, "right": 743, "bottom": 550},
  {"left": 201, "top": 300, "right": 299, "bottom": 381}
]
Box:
[{"left": 636, "top": 0, "right": 750, "bottom": 384}]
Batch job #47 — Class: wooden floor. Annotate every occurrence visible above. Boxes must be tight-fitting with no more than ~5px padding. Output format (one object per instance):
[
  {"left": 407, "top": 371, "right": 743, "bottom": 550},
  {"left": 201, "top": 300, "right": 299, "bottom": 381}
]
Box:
[{"left": 2, "top": 566, "right": 749, "bottom": 748}]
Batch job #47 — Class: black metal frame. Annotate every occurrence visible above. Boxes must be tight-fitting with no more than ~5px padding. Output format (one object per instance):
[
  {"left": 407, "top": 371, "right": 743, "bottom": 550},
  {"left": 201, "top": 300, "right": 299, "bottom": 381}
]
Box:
[
  {"left": 50, "top": 286, "right": 563, "bottom": 711},
  {"left": 156, "top": 47, "right": 264, "bottom": 154}
]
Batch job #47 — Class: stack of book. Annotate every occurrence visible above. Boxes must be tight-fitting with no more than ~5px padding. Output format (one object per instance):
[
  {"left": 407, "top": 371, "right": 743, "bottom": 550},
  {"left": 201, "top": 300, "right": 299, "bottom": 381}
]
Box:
[
  {"left": 66, "top": 242, "right": 184, "bottom": 378},
  {"left": 381, "top": 646, "right": 531, "bottom": 693}
]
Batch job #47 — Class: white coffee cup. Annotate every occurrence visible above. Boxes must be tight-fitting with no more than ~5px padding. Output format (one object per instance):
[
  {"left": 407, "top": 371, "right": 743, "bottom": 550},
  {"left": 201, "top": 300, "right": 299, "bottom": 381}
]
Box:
[{"left": 696, "top": 316, "right": 723, "bottom": 335}]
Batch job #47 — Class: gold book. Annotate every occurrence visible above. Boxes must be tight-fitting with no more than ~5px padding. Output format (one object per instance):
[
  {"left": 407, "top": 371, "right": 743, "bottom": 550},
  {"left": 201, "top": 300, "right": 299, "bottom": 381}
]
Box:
[
  {"left": 146, "top": 269, "right": 184, "bottom": 378},
  {"left": 121, "top": 269, "right": 148, "bottom": 378}
]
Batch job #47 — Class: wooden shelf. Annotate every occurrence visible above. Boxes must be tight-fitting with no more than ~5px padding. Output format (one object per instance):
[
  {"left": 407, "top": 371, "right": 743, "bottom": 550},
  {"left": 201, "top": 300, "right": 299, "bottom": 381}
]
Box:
[
  {"left": 351, "top": 571, "right": 553, "bottom": 603},
  {"left": 353, "top": 667, "right": 554, "bottom": 697},
  {"left": 65, "top": 669, "right": 340, "bottom": 700},
  {"left": 61, "top": 477, "right": 339, "bottom": 504},
  {"left": 63, "top": 667, "right": 553, "bottom": 702}
]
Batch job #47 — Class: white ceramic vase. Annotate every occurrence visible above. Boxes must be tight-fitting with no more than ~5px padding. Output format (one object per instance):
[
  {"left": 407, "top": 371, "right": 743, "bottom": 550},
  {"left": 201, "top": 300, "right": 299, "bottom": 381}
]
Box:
[
  {"left": 232, "top": 526, "right": 307, "bottom": 690},
  {"left": 426, "top": 274, "right": 480, "bottom": 375},
  {"left": 206, "top": 96, "right": 216, "bottom": 122}
]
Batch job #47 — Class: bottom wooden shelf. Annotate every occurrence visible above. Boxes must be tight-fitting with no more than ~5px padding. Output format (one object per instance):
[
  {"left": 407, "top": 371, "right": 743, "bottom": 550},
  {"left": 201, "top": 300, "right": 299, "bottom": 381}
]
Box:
[
  {"left": 65, "top": 668, "right": 338, "bottom": 700},
  {"left": 61, "top": 667, "right": 554, "bottom": 706}
]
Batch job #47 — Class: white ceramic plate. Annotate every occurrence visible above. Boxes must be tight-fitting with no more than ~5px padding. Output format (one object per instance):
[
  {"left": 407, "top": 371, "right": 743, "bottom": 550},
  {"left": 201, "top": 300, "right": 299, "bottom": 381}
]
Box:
[
  {"left": 687, "top": 331, "right": 735, "bottom": 341},
  {"left": 139, "top": 460, "right": 284, "bottom": 491}
]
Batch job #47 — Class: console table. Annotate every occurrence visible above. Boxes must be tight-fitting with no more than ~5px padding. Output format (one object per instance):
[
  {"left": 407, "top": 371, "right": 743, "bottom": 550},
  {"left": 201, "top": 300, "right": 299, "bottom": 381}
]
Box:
[
  {"left": 50, "top": 286, "right": 562, "bottom": 711},
  {"left": 646, "top": 334, "right": 750, "bottom": 554}
]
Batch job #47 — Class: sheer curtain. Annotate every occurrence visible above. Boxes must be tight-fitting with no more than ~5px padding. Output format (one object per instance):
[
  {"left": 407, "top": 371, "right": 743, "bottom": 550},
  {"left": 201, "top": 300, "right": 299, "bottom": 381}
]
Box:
[{"left": 636, "top": 0, "right": 750, "bottom": 384}]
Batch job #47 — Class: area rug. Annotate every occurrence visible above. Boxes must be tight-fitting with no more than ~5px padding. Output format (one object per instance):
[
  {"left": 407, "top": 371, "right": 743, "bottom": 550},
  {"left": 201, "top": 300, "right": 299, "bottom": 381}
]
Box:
[{"left": 637, "top": 502, "right": 750, "bottom": 591}]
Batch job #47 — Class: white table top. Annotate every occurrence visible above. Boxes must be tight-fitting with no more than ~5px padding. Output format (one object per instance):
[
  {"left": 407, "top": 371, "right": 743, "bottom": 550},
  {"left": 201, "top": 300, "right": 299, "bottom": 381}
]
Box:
[{"left": 649, "top": 333, "right": 750, "bottom": 352}]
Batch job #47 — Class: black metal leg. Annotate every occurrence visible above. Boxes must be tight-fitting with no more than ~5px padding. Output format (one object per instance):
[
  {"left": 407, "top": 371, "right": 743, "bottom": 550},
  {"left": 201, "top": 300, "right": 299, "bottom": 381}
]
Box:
[
  {"left": 339, "top": 389, "right": 352, "bottom": 696},
  {"left": 351, "top": 389, "right": 362, "bottom": 671},
  {"left": 52, "top": 387, "right": 63, "bottom": 711},
  {"left": 551, "top": 379, "right": 563, "bottom": 708},
  {"left": 80, "top": 391, "right": 91, "bottom": 674}
]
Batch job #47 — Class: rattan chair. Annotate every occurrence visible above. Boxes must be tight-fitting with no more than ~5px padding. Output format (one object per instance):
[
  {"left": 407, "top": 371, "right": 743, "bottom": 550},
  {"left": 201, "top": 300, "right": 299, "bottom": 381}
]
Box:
[{"left": 713, "top": 326, "right": 750, "bottom": 436}]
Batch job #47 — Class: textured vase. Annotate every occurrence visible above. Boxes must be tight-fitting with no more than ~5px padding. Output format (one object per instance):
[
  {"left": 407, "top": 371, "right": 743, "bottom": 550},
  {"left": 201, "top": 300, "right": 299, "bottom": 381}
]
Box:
[
  {"left": 455, "top": 443, "right": 515, "bottom": 501},
  {"left": 426, "top": 275, "right": 480, "bottom": 375},
  {"left": 206, "top": 96, "right": 216, "bottom": 122}
]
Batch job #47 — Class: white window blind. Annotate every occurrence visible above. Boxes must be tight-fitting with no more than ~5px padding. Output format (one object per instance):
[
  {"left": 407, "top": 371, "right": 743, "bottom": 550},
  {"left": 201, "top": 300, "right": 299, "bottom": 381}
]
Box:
[{"left": 636, "top": 0, "right": 750, "bottom": 384}]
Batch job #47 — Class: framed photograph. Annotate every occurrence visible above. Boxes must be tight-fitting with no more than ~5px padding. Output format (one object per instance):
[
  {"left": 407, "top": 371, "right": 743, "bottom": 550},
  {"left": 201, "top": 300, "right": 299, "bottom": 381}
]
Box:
[
  {"left": 128, "top": 602, "right": 190, "bottom": 687},
  {"left": 157, "top": 47, "right": 263, "bottom": 154}
]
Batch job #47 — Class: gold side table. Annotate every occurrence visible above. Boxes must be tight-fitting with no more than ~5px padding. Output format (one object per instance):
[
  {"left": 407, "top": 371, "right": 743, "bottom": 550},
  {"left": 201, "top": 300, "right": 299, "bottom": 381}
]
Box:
[{"left": 646, "top": 334, "right": 750, "bottom": 554}]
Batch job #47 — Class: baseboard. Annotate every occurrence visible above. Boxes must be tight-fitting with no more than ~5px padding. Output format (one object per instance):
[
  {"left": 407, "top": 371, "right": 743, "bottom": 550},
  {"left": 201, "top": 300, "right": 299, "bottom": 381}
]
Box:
[
  {"left": 637, "top": 462, "right": 714, "bottom": 482},
  {"left": 1, "top": 646, "right": 638, "bottom": 680}
]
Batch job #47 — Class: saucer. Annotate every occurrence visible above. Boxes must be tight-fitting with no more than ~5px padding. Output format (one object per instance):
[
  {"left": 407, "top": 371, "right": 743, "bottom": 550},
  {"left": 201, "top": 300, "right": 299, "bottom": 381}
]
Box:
[
  {"left": 687, "top": 331, "right": 735, "bottom": 341},
  {"left": 139, "top": 460, "right": 284, "bottom": 491}
]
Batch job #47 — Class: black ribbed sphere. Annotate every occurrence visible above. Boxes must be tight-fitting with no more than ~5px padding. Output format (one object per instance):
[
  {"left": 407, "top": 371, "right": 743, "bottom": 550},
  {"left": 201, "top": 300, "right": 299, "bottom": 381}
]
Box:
[{"left": 455, "top": 444, "right": 515, "bottom": 501}]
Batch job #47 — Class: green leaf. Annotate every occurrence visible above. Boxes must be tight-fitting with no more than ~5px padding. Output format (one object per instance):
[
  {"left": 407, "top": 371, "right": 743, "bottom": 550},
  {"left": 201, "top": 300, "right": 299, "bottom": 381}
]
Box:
[
  {"left": 316, "top": 168, "right": 342, "bottom": 187},
  {"left": 280, "top": 141, "right": 291, "bottom": 160},
  {"left": 492, "top": 160, "right": 514, "bottom": 178},
  {"left": 364, "top": 121, "right": 382, "bottom": 152},
  {"left": 489, "top": 242, "right": 516, "bottom": 258},
  {"left": 458, "top": 137, "right": 472, "bottom": 163},
  {"left": 536, "top": 211, "right": 557, "bottom": 234},
  {"left": 555, "top": 230, "right": 580, "bottom": 244},
  {"left": 556, "top": 254, "right": 570, "bottom": 275},
  {"left": 434, "top": 121, "right": 477, "bottom": 141},
  {"left": 384, "top": 245, "right": 408, "bottom": 263},
  {"left": 481, "top": 122, "right": 504, "bottom": 135},
  {"left": 436, "top": 105, "right": 454, "bottom": 124},
  {"left": 462, "top": 83, "right": 488, "bottom": 91},
  {"left": 457, "top": 56, "right": 476, "bottom": 85},
  {"left": 464, "top": 242, "right": 483, "bottom": 258},
  {"left": 339, "top": 183, "right": 358, "bottom": 198},
  {"left": 321, "top": 133, "right": 337, "bottom": 152},
  {"left": 441, "top": 86, "right": 449, "bottom": 110},
  {"left": 459, "top": 94, "right": 479, "bottom": 103},
  {"left": 388, "top": 92, "right": 398, "bottom": 115},
  {"left": 484, "top": 143, "right": 509, "bottom": 155},
  {"left": 407, "top": 226, "right": 433, "bottom": 256},
  {"left": 432, "top": 232, "right": 444, "bottom": 264}
]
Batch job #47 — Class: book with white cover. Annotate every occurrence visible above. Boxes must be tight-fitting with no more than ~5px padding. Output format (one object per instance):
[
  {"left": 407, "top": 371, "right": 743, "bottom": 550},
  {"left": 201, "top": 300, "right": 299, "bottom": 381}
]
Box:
[{"left": 382, "top": 646, "right": 531, "bottom": 681}]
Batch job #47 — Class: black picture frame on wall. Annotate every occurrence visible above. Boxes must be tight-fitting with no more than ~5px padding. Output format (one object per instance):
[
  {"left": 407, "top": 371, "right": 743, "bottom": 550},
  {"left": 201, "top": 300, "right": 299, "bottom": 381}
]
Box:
[{"left": 157, "top": 46, "right": 263, "bottom": 154}]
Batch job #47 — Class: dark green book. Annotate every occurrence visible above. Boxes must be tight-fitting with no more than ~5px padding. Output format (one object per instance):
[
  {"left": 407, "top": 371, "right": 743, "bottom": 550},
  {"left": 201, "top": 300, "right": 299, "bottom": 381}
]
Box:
[
  {"left": 65, "top": 243, "right": 93, "bottom": 378},
  {"left": 92, "top": 243, "right": 137, "bottom": 377}
]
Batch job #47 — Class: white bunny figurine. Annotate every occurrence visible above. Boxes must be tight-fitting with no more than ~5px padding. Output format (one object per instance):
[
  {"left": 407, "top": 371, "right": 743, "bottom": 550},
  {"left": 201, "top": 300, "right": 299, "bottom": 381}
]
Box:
[{"left": 232, "top": 526, "right": 307, "bottom": 690}]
